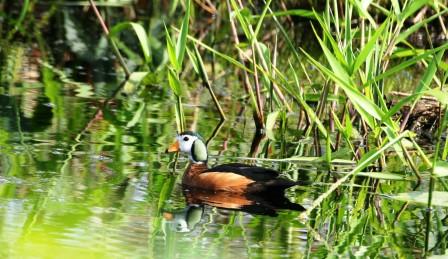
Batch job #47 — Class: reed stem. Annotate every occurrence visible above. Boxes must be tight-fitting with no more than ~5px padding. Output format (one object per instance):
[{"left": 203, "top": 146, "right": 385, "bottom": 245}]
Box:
[{"left": 88, "top": 0, "right": 131, "bottom": 78}]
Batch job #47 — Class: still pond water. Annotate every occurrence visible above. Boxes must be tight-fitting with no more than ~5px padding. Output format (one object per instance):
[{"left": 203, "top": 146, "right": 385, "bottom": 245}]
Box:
[
  {"left": 0, "top": 65, "right": 434, "bottom": 258},
  {"left": 0, "top": 83, "right": 311, "bottom": 258}
]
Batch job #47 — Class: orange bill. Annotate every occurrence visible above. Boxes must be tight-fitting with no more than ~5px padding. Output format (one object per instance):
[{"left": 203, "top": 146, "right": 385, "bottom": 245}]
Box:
[
  {"left": 162, "top": 212, "right": 174, "bottom": 220},
  {"left": 167, "top": 140, "right": 180, "bottom": 152}
]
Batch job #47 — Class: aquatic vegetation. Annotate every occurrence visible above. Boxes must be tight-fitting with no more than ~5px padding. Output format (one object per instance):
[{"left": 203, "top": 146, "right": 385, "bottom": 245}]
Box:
[{"left": 0, "top": 0, "right": 447, "bottom": 257}]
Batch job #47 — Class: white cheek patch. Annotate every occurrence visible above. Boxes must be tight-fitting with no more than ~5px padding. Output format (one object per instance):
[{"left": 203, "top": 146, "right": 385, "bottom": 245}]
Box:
[{"left": 177, "top": 135, "right": 198, "bottom": 152}]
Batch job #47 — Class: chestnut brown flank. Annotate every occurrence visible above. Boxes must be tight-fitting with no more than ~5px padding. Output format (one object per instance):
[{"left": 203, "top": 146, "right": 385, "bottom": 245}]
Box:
[{"left": 183, "top": 164, "right": 255, "bottom": 193}]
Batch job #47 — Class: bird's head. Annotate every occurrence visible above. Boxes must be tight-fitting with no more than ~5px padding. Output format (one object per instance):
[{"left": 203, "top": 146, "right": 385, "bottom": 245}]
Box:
[{"left": 167, "top": 131, "right": 208, "bottom": 163}]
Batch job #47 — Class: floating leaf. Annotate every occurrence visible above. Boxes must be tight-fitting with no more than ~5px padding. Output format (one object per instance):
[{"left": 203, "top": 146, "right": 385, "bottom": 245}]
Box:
[{"left": 391, "top": 191, "right": 448, "bottom": 207}]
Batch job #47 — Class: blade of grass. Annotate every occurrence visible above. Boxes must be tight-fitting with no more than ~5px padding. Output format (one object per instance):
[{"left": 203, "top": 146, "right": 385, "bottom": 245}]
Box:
[
  {"left": 400, "top": 49, "right": 446, "bottom": 131},
  {"left": 191, "top": 44, "right": 227, "bottom": 120},
  {"left": 399, "top": 0, "right": 429, "bottom": 22},
  {"left": 426, "top": 105, "right": 448, "bottom": 254},
  {"left": 88, "top": 0, "right": 131, "bottom": 77},
  {"left": 301, "top": 130, "right": 409, "bottom": 218},
  {"left": 165, "top": 24, "right": 180, "bottom": 71},
  {"left": 175, "top": 0, "right": 191, "bottom": 70},
  {"left": 371, "top": 41, "right": 448, "bottom": 84},
  {"left": 352, "top": 19, "right": 389, "bottom": 73},
  {"left": 262, "top": 9, "right": 316, "bottom": 19},
  {"left": 397, "top": 8, "right": 448, "bottom": 43},
  {"left": 289, "top": 62, "right": 330, "bottom": 141},
  {"left": 110, "top": 22, "right": 151, "bottom": 64},
  {"left": 185, "top": 33, "right": 252, "bottom": 73},
  {"left": 6, "top": 0, "right": 30, "bottom": 41},
  {"left": 253, "top": 0, "right": 272, "bottom": 39}
]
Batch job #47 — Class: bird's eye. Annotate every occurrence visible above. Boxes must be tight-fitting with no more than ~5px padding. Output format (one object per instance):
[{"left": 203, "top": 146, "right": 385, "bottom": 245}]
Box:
[{"left": 183, "top": 136, "right": 189, "bottom": 141}]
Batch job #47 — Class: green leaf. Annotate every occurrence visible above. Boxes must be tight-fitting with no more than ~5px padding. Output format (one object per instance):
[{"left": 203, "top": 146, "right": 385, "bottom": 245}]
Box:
[
  {"left": 434, "top": 161, "right": 448, "bottom": 177},
  {"left": 352, "top": 0, "right": 377, "bottom": 26},
  {"left": 267, "top": 7, "right": 301, "bottom": 63},
  {"left": 192, "top": 44, "right": 209, "bottom": 83},
  {"left": 176, "top": 0, "right": 190, "bottom": 69},
  {"left": 344, "top": 108, "right": 353, "bottom": 138},
  {"left": 391, "top": 49, "right": 426, "bottom": 58},
  {"left": 266, "top": 111, "right": 279, "bottom": 140},
  {"left": 352, "top": 19, "right": 388, "bottom": 73},
  {"left": 126, "top": 102, "right": 146, "bottom": 128},
  {"left": 415, "top": 49, "right": 446, "bottom": 93},
  {"left": 254, "top": 0, "right": 272, "bottom": 39},
  {"left": 301, "top": 48, "right": 381, "bottom": 128},
  {"left": 303, "top": 131, "right": 409, "bottom": 216},
  {"left": 230, "top": 0, "right": 252, "bottom": 41},
  {"left": 397, "top": 8, "right": 448, "bottom": 43},
  {"left": 186, "top": 34, "right": 251, "bottom": 73},
  {"left": 167, "top": 68, "right": 181, "bottom": 96},
  {"left": 427, "top": 88, "right": 448, "bottom": 105},
  {"left": 165, "top": 24, "right": 179, "bottom": 70},
  {"left": 313, "top": 25, "right": 350, "bottom": 82},
  {"left": 391, "top": 0, "right": 401, "bottom": 16},
  {"left": 129, "top": 23, "right": 151, "bottom": 64},
  {"left": 263, "top": 9, "right": 316, "bottom": 19},
  {"left": 355, "top": 172, "right": 408, "bottom": 180},
  {"left": 312, "top": 14, "right": 347, "bottom": 70},
  {"left": 185, "top": 46, "right": 199, "bottom": 74},
  {"left": 391, "top": 191, "right": 448, "bottom": 207},
  {"left": 308, "top": 25, "right": 388, "bottom": 126},
  {"left": 110, "top": 22, "right": 151, "bottom": 64},
  {"left": 289, "top": 62, "right": 330, "bottom": 141},
  {"left": 123, "top": 71, "right": 149, "bottom": 94},
  {"left": 331, "top": 159, "right": 356, "bottom": 165},
  {"left": 400, "top": 0, "right": 428, "bottom": 22},
  {"left": 371, "top": 41, "right": 448, "bottom": 84}
]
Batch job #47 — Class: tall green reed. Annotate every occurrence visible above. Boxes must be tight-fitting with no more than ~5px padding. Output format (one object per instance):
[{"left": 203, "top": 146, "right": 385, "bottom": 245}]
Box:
[{"left": 164, "top": 0, "right": 191, "bottom": 132}]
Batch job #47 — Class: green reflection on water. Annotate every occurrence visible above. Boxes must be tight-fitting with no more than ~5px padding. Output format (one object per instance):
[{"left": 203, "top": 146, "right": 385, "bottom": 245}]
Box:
[
  {"left": 0, "top": 85, "right": 310, "bottom": 258},
  {"left": 0, "top": 85, "right": 433, "bottom": 258}
]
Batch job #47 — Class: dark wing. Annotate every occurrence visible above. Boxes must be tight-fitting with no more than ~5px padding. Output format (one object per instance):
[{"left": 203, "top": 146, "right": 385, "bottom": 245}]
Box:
[{"left": 203, "top": 163, "right": 281, "bottom": 182}]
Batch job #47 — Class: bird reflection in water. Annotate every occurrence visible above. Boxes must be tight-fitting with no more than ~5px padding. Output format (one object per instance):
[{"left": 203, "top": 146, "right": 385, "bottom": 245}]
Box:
[{"left": 162, "top": 187, "right": 304, "bottom": 233}]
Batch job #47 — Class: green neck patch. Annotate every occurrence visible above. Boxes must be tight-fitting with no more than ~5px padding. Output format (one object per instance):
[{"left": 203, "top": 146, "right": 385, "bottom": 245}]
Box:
[{"left": 191, "top": 139, "right": 208, "bottom": 163}]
